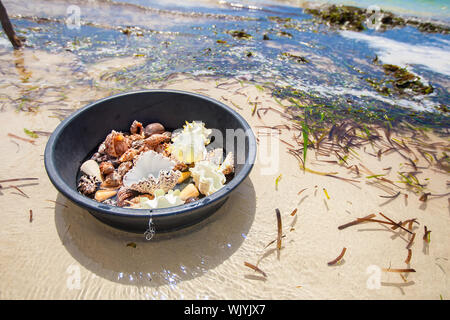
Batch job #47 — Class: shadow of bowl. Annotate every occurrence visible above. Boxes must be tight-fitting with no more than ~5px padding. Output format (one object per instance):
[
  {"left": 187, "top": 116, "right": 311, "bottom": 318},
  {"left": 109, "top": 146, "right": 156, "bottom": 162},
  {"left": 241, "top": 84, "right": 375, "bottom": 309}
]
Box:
[{"left": 54, "top": 177, "right": 256, "bottom": 287}]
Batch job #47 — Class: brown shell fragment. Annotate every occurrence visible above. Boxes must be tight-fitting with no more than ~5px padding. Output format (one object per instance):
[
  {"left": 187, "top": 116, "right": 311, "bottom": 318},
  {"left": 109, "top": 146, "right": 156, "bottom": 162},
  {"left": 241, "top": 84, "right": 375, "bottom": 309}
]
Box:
[
  {"left": 117, "top": 161, "right": 133, "bottom": 176},
  {"left": 91, "top": 152, "right": 110, "bottom": 163},
  {"left": 144, "top": 133, "right": 170, "bottom": 149},
  {"left": 184, "top": 197, "right": 199, "bottom": 204},
  {"left": 102, "top": 171, "right": 121, "bottom": 187},
  {"left": 102, "top": 130, "right": 130, "bottom": 157},
  {"left": 144, "top": 123, "right": 165, "bottom": 138},
  {"left": 154, "top": 142, "right": 171, "bottom": 157},
  {"left": 116, "top": 187, "right": 139, "bottom": 207},
  {"left": 119, "top": 148, "right": 139, "bottom": 162},
  {"left": 99, "top": 161, "right": 115, "bottom": 176},
  {"left": 173, "top": 160, "right": 188, "bottom": 172},
  {"left": 77, "top": 175, "right": 98, "bottom": 196},
  {"left": 130, "top": 120, "right": 144, "bottom": 135}
]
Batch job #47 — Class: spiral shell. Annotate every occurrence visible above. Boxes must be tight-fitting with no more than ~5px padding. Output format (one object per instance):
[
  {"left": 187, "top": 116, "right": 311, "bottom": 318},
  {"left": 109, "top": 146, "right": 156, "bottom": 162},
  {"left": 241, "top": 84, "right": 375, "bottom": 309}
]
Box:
[
  {"left": 100, "top": 130, "right": 130, "bottom": 158},
  {"left": 116, "top": 187, "right": 139, "bottom": 207}
]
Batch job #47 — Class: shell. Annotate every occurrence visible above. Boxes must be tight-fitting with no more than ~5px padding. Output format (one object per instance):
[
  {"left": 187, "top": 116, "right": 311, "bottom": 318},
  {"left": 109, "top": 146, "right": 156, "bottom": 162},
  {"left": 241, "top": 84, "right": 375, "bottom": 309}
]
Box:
[
  {"left": 130, "top": 120, "right": 144, "bottom": 135},
  {"left": 116, "top": 187, "right": 138, "bottom": 207},
  {"left": 177, "top": 171, "right": 191, "bottom": 184},
  {"left": 220, "top": 152, "right": 234, "bottom": 175},
  {"left": 122, "top": 150, "right": 181, "bottom": 194},
  {"left": 144, "top": 133, "right": 170, "bottom": 149},
  {"left": 91, "top": 152, "right": 110, "bottom": 163},
  {"left": 144, "top": 123, "right": 165, "bottom": 137},
  {"left": 101, "top": 130, "right": 130, "bottom": 157},
  {"left": 102, "top": 171, "right": 121, "bottom": 188},
  {"left": 190, "top": 160, "right": 226, "bottom": 196},
  {"left": 99, "top": 161, "right": 115, "bottom": 176},
  {"left": 117, "top": 161, "right": 133, "bottom": 176},
  {"left": 179, "top": 183, "right": 199, "bottom": 201},
  {"left": 94, "top": 190, "right": 117, "bottom": 202},
  {"left": 77, "top": 175, "right": 98, "bottom": 195},
  {"left": 169, "top": 121, "right": 211, "bottom": 164},
  {"left": 139, "top": 189, "right": 184, "bottom": 209},
  {"left": 154, "top": 142, "right": 171, "bottom": 157},
  {"left": 80, "top": 160, "right": 103, "bottom": 182},
  {"left": 119, "top": 148, "right": 139, "bottom": 162}
]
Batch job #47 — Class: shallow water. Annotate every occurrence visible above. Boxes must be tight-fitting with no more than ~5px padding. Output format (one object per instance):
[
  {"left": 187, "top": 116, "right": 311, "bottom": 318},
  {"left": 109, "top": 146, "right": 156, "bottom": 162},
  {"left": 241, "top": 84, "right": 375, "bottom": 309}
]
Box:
[{"left": 1, "top": 0, "right": 449, "bottom": 121}]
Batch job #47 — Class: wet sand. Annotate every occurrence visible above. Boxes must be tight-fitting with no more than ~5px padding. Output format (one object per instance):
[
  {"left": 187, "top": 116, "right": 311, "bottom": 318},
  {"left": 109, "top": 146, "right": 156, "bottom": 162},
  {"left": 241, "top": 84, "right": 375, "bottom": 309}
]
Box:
[{"left": 0, "top": 48, "right": 449, "bottom": 299}]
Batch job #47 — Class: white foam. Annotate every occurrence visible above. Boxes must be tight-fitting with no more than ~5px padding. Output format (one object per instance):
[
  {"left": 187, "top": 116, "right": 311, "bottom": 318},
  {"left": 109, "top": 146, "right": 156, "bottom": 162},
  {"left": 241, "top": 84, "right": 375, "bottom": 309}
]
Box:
[
  {"left": 291, "top": 82, "right": 439, "bottom": 112},
  {"left": 340, "top": 30, "right": 450, "bottom": 76}
]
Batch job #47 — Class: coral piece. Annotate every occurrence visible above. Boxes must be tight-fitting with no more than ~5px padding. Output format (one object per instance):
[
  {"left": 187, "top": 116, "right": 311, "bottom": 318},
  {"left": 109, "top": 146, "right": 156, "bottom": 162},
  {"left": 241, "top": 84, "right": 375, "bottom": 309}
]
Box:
[
  {"left": 80, "top": 159, "right": 103, "bottom": 182},
  {"left": 169, "top": 121, "right": 212, "bottom": 164},
  {"left": 190, "top": 160, "right": 226, "bottom": 196},
  {"left": 139, "top": 189, "right": 184, "bottom": 209},
  {"left": 122, "top": 150, "right": 181, "bottom": 194}
]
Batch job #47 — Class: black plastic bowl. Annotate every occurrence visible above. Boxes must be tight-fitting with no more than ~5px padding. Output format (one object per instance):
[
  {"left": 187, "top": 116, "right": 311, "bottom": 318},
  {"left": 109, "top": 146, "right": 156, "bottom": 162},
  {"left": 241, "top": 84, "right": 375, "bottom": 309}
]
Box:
[{"left": 44, "top": 90, "right": 257, "bottom": 234}]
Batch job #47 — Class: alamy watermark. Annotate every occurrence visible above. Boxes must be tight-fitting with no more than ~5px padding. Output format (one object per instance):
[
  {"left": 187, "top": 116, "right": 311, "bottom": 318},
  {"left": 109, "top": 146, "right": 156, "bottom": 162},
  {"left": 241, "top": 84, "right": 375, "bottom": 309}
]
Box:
[{"left": 66, "top": 5, "right": 81, "bottom": 30}]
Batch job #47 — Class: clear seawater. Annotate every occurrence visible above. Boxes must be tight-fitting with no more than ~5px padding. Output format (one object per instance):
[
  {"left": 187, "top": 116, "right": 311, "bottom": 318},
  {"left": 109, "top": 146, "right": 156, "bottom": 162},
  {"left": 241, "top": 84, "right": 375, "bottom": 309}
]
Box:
[{"left": 1, "top": 0, "right": 449, "bottom": 124}]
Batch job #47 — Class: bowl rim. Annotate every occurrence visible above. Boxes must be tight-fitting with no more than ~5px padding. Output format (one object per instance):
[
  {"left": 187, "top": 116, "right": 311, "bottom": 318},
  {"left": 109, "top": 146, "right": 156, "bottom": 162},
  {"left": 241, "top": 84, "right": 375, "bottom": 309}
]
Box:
[{"left": 44, "top": 89, "right": 257, "bottom": 219}]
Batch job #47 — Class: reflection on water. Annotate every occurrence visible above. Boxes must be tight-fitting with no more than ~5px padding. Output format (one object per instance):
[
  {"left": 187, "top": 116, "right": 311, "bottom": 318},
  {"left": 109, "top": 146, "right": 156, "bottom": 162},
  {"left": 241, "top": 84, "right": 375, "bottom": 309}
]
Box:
[{"left": 1, "top": 0, "right": 449, "bottom": 117}]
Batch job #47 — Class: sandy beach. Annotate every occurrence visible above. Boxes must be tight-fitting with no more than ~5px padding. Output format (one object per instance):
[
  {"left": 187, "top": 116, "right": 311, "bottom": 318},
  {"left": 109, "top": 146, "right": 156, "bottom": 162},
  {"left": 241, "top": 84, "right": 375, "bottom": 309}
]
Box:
[{"left": 0, "top": 48, "right": 449, "bottom": 299}]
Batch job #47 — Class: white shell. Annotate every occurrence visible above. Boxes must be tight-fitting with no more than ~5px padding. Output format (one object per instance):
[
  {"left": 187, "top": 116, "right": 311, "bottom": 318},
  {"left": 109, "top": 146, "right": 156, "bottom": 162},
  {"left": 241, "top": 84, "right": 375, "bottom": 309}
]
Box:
[
  {"left": 169, "top": 121, "right": 212, "bottom": 164},
  {"left": 139, "top": 189, "right": 184, "bottom": 209},
  {"left": 190, "top": 160, "right": 226, "bottom": 196},
  {"left": 80, "top": 159, "right": 102, "bottom": 182},
  {"left": 220, "top": 152, "right": 234, "bottom": 175},
  {"left": 123, "top": 150, "right": 181, "bottom": 194}
]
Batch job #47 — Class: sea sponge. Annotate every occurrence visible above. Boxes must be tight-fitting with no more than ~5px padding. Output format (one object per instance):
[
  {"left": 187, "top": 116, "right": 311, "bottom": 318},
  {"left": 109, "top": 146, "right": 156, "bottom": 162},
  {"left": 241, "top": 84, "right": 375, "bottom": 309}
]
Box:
[
  {"left": 139, "top": 189, "right": 184, "bottom": 209},
  {"left": 190, "top": 160, "right": 226, "bottom": 196},
  {"left": 168, "top": 121, "right": 212, "bottom": 164}
]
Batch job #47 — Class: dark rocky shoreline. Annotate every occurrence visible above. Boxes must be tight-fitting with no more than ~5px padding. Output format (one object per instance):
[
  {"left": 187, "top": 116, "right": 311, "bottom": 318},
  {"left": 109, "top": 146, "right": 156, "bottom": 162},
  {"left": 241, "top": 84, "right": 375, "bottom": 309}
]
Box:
[{"left": 304, "top": 4, "right": 450, "bottom": 34}]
